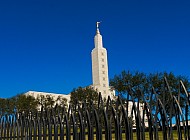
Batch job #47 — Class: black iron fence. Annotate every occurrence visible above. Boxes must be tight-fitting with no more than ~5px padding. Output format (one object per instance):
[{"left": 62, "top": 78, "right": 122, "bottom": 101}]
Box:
[{"left": 0, "top": 79, "right": 190, "bottom": 140}]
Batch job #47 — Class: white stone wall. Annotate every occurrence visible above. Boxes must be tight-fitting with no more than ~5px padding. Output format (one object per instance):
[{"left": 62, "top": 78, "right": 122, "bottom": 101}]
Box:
[
  {"left": 24, "top": 91, "right": 71, "bottom": 105},
  {"left": 127, "top": 101, "right": 149, "bottom": 128}
]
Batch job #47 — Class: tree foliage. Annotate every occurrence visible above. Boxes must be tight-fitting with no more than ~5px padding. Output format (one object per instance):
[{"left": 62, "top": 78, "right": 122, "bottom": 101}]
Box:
[
  {"left": 55, "top": 95, "right": 68, "bottom": 110},
  {"left": 36, "top": 94, "right": 55, "bottom": 109},
  {"left": 0, "top": 93, "right": 68, "bottom": 115},
  {"left": 70, "top": 86, "right": 99, "bottom": 109},
  {"left": 110, "top": 70, "right": 190, "bottom": 115},
  {"left": 14, "top": 94, "right": 38, "bottom": 113},
  {"left": 0, "top": 98, "right": 15, "bottom": 115}
]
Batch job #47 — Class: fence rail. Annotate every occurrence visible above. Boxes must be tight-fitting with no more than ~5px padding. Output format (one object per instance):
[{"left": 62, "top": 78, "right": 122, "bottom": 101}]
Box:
[{"left": 0, "top": 78, "right": 190, "bottom": 140}]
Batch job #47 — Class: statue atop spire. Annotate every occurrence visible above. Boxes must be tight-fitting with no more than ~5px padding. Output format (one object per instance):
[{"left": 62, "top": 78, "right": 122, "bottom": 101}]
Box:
[
  {"left": 96, "top": 21, "right": 101, "bottom": 34},
  {"left": 96, "top": 21, "right": 101, "bottom": 29}
]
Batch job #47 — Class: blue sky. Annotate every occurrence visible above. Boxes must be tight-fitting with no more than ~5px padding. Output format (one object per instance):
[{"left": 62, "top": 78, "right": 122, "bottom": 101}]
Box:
[{"left": 0, "top": 0, "right": 190, "bottom": 98}]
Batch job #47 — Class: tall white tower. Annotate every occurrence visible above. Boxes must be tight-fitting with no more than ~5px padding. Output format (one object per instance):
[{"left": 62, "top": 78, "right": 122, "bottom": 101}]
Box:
[{"left": 91, "top": 22, "right": 111, "bottom": 98}]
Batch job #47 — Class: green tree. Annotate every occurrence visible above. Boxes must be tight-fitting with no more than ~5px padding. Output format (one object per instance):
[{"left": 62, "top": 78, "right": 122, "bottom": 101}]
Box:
[
  {"left": 147, "top": 72, "right": 190, "bottom": 113},
  {"left": 14, "top": 94, "right": 38, "bottom": 113},
  {"left": 70, "top": 86, "right": 99, "bottom": 109},
  {"left": 0, "top": 98, "right": 15, "bottom": 115},
  {"left": 0, "top": 94, "right": 38, "bottom": 115},
  {"left": 0, "top": 97, "right": 17, "bottom": 115},
  {"left": 55, "top": 95, "right": 68, "bottom": 109},
  {"left": 110, "top": 71, "right": 148, "bottom": 99},
  {"left": 36, "top": 94, "right": 55, "bottom": 110},
  {"left": 110, "top": 70, "right": 190, "bottom": 115},
  {"left": 0, "top": 98, "right": 6, "bottom": 115},
  {"left": 37, "top": 94, "right": 46, "bottom": 109},
  {"left": 45, "top": 94, "right": 55, "bottom": 109}
]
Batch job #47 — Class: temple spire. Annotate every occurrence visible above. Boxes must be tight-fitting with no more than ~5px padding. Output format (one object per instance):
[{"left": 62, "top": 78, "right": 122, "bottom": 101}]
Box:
[{"left": 92, "top": 22, "right": 112, "bottom": 98}]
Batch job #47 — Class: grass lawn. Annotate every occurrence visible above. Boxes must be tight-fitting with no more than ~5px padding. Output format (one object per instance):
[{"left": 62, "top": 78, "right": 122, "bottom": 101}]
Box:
[
  {"left": 51, "top": 130, "right": 185, "bottom": 140},
  {"left": 1, "top": 128, "right": 185, "bottom": 140}
]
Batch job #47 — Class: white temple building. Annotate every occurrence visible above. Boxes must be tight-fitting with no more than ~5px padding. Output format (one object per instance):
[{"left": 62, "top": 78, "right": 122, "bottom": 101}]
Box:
[
  {"left": 25, "top": 22, "right": 115, "bottom": 103},
  {"left": 91, "top": 22, "right": 115, "bottom": 98}
]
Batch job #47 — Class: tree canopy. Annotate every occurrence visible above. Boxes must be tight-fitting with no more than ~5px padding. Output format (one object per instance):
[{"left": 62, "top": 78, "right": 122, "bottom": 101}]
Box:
[
  {"left": 110, "top": 70, "right": 190, "bottom": 115},
  {"left": 14, "top": 94, "right": 38, "bottom": 113},
  {"left": 70, "top": 86, "right": 99, "bottom": 109},
  {"left": 0, "top": 93, "right": 68, "bottom": 115}
]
